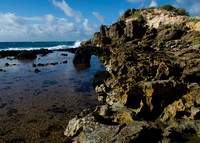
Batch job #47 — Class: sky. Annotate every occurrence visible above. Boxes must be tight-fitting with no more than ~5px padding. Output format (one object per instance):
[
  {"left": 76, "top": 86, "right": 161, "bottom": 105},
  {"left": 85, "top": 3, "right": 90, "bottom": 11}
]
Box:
[{"left": 0, "top": 0, "right": 199, "bottom": 42}]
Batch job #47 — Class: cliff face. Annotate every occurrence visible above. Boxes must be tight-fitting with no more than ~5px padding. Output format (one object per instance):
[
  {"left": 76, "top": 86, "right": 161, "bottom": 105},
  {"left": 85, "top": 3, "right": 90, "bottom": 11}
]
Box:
[
  {"left": 82, "top": 8, "right": 200, "bottom": 48},
  {"left": 66, "top": 8, "right": 200, "bottom": 142}
]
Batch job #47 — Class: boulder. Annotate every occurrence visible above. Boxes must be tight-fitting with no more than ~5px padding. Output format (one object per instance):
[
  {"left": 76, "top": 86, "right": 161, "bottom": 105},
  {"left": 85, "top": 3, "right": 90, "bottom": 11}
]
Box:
[
  {"left": 73, "top": 48, "right": 91, "bottom": 65},
  {"left": 17, "top": 51, "right": 37, "bottom": 60}
]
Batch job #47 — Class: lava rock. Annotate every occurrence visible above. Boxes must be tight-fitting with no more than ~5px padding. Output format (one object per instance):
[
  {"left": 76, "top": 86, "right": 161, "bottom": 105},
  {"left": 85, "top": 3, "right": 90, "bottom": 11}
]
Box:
[
  {"left": 34, "top": 69, "right": 40, "bottom": 73},
  {"left": 17, "top": 51, "right": 37, "bottom": 60},
  {"left": 73, "top": 47, "right": 91, "bottom": 65}
]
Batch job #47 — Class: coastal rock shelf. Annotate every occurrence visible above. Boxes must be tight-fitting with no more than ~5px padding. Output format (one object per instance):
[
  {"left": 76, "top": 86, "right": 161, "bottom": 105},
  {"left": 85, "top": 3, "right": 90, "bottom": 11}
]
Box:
[{"left": 65, "top": 7, "right": 200, "bottom": 142}]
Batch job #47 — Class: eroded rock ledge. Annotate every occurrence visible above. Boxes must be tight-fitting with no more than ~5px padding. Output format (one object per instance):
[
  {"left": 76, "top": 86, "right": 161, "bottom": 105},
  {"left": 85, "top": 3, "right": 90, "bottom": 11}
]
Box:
[{"left": 65, "top": 7, "right": 200, "bottom": 142}]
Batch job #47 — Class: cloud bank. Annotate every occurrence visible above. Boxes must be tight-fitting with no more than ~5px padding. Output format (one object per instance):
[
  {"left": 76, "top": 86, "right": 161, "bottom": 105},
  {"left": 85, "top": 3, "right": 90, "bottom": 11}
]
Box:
[
  {"left": 0, "top": 0, "right": 100, "bottom": 41},
  {"left": 0, "top": 12, "right": 98, "bottom": 41},
  {"left": 92, "top": 12, "right": 105, "bottom": 23},
  {"left": 149, "top": 0, "right": 157, "bottom": 7},
  {"left": 52, "top": 0, "right": 83, "bottom": 22}
]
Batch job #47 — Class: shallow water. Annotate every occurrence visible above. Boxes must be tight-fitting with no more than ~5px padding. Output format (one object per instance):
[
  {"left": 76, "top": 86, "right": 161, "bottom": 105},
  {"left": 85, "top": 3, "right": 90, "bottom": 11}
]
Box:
[{"left": 0, "top": 51, "right": 105, "bottom": 142}]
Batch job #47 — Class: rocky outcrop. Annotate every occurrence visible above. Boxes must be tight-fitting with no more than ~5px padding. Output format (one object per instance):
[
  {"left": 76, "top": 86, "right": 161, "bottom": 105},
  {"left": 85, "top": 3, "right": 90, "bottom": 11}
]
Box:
[
  {"left": 73, "top": 47, "right": 91, "bottom": 65},
  {"left": 66, "top": 7, "right": 200, "bottom": 142},
  {"left": 17, "top": 51, "right": 37, "bottom": 60}
]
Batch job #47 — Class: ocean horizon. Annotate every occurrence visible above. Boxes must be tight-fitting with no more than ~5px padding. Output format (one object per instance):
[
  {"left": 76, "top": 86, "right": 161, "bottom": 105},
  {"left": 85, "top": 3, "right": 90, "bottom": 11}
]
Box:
[{"left": 0, "top": 41, "right": 81, "bottom": 51}]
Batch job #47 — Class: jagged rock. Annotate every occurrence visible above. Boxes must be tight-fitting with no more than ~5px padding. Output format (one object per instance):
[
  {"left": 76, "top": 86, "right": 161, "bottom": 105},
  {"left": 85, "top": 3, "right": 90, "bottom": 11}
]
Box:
[
  {"left": 93, "top": 71, "right": 110, "bottom": 88},
  {"left": 157, "top": 85, "right": 200, "bottom": 124},
  {"left": 64, "top": 105, "right": 163, "bottom": 143},
  {"left": 117, "top": 8, "right": 132, "bottom": 22},
  {"left": 124, "top": 20, "right": 146, "bottom": 40},
  {"left": 34, "top": 69, "right": 40, "bottom": 73},
  {"left": 162, "top": 120, "right": 200, "bottom": 142},
  {"left": 17, "top": 51, "right": 37, "bottom": 60},
  {"left": 65, "top": 7, "right": 200, "bottom": 142}
]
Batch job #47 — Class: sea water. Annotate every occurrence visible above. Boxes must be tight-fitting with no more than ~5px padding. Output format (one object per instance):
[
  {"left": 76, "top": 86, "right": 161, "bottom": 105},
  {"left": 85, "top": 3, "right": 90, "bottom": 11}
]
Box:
[
  {"left": 0, "top": 41, "right": 104, "bottom": 142},
  {"left": 0, "top": 41, "right": 81, "bottom": 51}
]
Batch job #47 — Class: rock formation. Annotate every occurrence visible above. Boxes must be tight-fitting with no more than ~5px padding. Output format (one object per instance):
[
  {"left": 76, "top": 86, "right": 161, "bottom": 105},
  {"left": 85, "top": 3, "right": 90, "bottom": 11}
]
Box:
[{"left": 65, "top": 7, "right": 200, "bottom": 142}]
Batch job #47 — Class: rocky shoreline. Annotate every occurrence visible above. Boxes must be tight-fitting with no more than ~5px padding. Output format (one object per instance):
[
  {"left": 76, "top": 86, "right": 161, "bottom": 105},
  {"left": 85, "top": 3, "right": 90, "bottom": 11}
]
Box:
[{"left": 64, "top": 7, "right": 200, "bottom": 142}]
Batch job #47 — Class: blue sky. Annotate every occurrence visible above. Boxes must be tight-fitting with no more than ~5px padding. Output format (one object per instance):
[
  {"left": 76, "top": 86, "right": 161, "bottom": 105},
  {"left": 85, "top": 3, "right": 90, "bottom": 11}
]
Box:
[{"left": 0, "top": 0, "right": 199, "bottom": 42}]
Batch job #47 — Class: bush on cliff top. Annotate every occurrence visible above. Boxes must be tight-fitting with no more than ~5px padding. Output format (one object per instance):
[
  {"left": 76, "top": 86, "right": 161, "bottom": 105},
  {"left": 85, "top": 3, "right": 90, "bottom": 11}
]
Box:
[{"left": 158, "top": 4, "right": 189, "bottom": 16}]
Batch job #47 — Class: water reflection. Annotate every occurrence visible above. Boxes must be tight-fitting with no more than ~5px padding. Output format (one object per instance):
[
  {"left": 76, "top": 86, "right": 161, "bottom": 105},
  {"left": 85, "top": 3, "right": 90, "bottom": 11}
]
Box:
[
  {"left": 73, "top": 63, "right": 91, "bottom": 72},
  {"left": 0, "top": 51, "right": 105, "bottom": 142}
]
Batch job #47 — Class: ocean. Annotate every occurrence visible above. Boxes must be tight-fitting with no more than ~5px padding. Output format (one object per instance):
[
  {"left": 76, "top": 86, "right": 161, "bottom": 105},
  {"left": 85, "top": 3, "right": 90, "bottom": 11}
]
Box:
[{"left": 0, "top": 41, "right": 81, "bottom": 51}]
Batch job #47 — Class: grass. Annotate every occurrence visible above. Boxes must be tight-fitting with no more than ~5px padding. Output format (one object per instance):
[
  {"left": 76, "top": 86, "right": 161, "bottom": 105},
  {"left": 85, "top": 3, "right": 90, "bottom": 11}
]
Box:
[
  {"left": 164, "top": 24, "right": 173, "bottom": 28},
  {"left": 183, "top": 18, "right": 200, "bottom": 24},
  {"left": 146, "top": 4, "right": 189, "bottom": 16},
  {"left": 147, "top": 6, "right": 156, "bottom": 9},
  {"left": 121, "top": 11, "right": 144, "bottom": 23},
  {"left": 157, "top": 38, "right": 168, "bottom": 45},
  {"left": 192, "top": 38, "right": 200, "bottom": 44}
]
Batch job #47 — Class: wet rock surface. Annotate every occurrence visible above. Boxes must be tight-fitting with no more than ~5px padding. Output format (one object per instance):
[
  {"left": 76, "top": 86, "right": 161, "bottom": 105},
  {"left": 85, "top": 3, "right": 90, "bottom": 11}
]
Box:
[
  {"left": 65, "top": 7, "right": 200, "bottom": 142},
  {"left": 73, "top": 47, "right": 91, "bottom": 65}
]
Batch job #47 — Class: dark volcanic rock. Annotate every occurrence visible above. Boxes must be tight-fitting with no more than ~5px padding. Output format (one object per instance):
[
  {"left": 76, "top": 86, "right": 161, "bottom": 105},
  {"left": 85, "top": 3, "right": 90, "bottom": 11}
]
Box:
[
  {"left": 93, "top": 71, "right": 110, "bottom": 88},
  {"left": 17, "top": 51, "right": 37, "bottom": 60},
  {"left": 61, "top": 53, "right": 68, "bottom": 56},
  {"left": 73, "top": 47, "right": 91, "bottom": 65},
  {"left": 34, "top": 69, "right": 40, "bottom": 73}
]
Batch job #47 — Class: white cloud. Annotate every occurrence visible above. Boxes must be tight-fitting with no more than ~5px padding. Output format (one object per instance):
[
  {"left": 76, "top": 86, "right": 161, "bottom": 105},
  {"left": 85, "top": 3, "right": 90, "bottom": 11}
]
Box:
[
  {"left": 126, "top": 0, "right": 146, "bottom": 3},
  {"left": 92, "top": 12, "right": 105, "bottom": 23},
  {"left": 119, "top": 9, "right": 125, "bottom": 16},
  {"left": 127, "top": 0, "right": 157, "bottom": 8},
  {"left": 83, "top": 18, "right": 99, "bottom": 35},
  {"left": 0, "top": 12, "right": 97, "bottom": 41},
  {"left": 52, "top": 0, "right": 83, "bottom": 22},
  {"left": 149, "top": 0, "right": 157, "bottom": 7},
  {"left": 189, "top": 3, "right": 200, "bottom": 15},
  {"left": 175, "top": 0, "right": 200, "bottom": 16},
  {"left": 22, "top": 16, "right": 43, "bottom": 21}
]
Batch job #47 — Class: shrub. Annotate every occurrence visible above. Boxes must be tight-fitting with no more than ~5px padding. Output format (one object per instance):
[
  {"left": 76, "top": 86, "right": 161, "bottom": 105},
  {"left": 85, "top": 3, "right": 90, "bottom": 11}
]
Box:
[
  {"left": 159, "top": 4, "right": 189, "bottom": 16},
  {"left": 177, "top": 8, "right": 189, "bottom": 16},
  {"left": 121, "top": 11, "right": 144, "bottom": 23},
  {"left": 159, "top": 4, "right": 175, "bottom": 11},
  {"left": 157, "top": 38, "right": 168, "bottom": 45},
  {"left": 192, "top": 38, "right": 200, "bottom": 44},
  {"left": 164, "top": 24, "right": 173, "bottom": 28},
  {"left": 183, "top": 18, "right": 200, "bottom": 24},
  {"left": 137, "top": 14, "right": 144, "bottom": 22}
]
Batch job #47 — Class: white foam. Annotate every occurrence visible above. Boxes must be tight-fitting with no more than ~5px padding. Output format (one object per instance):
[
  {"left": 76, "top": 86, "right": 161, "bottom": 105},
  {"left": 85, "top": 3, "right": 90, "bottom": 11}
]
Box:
[
  {"left": 0, "top": 45, "right": 68, "bottom": 51},
  {"left": 47, "top": 45, "right": 68, "bottom": 50},
  {"left": 69, "top": 40, "right": 81, "bottom": 48}
]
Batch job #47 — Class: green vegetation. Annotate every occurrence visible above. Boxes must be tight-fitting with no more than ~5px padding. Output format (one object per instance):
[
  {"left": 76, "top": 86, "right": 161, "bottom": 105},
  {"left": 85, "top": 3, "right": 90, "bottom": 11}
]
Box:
[
  {"left": 192, "top": 38, "right": 200, "bottom": 44},
  {"left": 147, "top": 6, "right": 156, "bottom": 9},
  {"left": 159, "top": 4, "right": 189, "bottom": 16},
  {"left": 146, "top": 4, "right": 189, "bottom": 16},
  {"left": 159, "top": 4, "right": 175, "bottom": 11},
  {"left": 183, "top": 18, "right": 200, "bottom": 24},
  {"left": 157, "top": 38, "right": 168, "bottom": 45},
  {"left": 121, "top": 11, "right": 144, "bottom": 22},
  {"left": 164, "top": 24, "right": 173, "bottom": 28}
]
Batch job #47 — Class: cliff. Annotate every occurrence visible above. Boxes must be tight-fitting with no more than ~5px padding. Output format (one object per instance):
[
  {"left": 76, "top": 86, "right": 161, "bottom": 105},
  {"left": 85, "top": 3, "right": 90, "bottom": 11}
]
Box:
[{"left": 65, "top": 7, "right": 200, "bottom": 142}]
